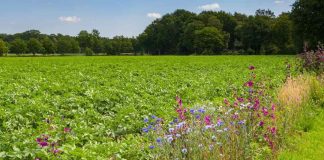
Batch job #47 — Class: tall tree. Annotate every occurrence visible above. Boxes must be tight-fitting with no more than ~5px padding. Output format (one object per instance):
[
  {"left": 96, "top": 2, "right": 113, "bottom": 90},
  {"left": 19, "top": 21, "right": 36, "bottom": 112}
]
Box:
[
  {"left": 42, "top": 37, "right": 57, "bottom": 54},
  {"left": 291, "top": 0, "right": 324, "bottom": 49},
  {"left": 10, "top": 38, "right": 27, "bottom": 55},
  {"left": 0, "top": 39, "right": 9, "bottom": 56},
  {"left": 27, "top": 38, "right": 44, "bottom": 55},
  {"left": 194, "top": 27, "right": 228, "bottom": 54}
]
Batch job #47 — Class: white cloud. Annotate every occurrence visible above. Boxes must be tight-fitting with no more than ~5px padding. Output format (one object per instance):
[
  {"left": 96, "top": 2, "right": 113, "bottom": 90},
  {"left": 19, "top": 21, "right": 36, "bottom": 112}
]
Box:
[
  {"left": 58, "top": 16, "right": 81, "bottom": 23},
  {"left": 198, "top": 3, "right": 220, "bottom": 11},
  {"left": 147, "top": 13, "right": 162, "bottom": 19},
  {"left": 274, "top": 0, "right": 284, "bottom": 4}
]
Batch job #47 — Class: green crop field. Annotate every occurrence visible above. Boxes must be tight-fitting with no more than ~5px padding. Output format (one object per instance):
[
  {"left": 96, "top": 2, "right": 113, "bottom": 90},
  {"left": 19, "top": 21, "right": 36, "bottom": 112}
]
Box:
[{"left": 0, "top": 56, "right": 295, "bottom": 159}]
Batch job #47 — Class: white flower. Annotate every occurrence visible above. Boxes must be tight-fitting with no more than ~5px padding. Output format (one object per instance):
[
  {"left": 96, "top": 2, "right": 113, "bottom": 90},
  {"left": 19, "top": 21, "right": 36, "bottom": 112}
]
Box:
[
  {"left": 167, "top": 136, "right": 173, "bottom": 143},
  {"left": 168, "top": 128, "right": 175, "bottom": 133},
  {"left": 176, "top": 134, "right": 181, "bottom": 138},
  {"left": 181, "top": 148, "right": 188, "bottom": 154}
]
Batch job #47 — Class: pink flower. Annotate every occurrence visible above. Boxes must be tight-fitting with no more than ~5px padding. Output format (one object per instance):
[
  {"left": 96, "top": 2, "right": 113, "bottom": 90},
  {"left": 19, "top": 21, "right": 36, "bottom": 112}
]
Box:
[
  {"left": 224, "top": 98, "right": 229, "bottom": 105},
  {"left": 270, "top": 127, "right": 277, "bottom": 135},
  {"left": 271, "top": 104, "right": 276, "bottom": 111},
  {"left": 249, "top": 66, "right": 255, "bottom": 70},
  {"left": 259, "top": 121, "right": 264, "bottom": 127},
  {"left": 64, "top": 127, "right": 71, "bottom": 133},
  {"left": 262, "top": 108, "right": 269, "bottom": 116},
  {"left": 204, "top": 115, "right": 211, "bottom": 125}
]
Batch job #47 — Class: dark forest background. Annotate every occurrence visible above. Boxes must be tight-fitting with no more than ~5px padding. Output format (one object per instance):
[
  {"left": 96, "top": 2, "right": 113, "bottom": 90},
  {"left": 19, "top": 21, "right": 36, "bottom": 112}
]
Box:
[{"left": 0, "top": 0, "right": 323, "bottom": 56}]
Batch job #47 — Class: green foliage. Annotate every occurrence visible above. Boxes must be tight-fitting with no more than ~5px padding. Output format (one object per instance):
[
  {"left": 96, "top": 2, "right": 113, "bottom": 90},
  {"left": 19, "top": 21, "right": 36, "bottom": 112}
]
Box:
[
  {"left": 84, "top": 47, "right": 94, "bottom": 56},
  {"left": 0, "top": 56, "right": 294, "bottom": 159},
  {"left": 10, "top": 39, "right": 27, "bottom": 55},
  {"left": 291, "top": 0, "right": 324, "bottom": 49},
  {"left": 0, "top": 39, "right": 9, "bottom": 56},
  {"left": 27, "top": 38, "right": 44, "bottom": 55},
  {"left": 194, "top": 27, "right": 227, "bottom": 54}
]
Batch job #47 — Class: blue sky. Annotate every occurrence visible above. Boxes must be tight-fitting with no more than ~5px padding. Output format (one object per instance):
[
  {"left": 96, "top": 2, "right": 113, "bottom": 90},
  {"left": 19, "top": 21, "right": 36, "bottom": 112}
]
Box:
[{"left": 0, "top": 0, "right": 295, "bottom": 37}]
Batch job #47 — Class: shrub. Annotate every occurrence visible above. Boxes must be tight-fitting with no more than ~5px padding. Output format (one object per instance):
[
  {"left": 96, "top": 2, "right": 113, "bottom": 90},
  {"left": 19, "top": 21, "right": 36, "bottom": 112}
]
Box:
[
  {"left": 299, "top": 43, "right": 324, "bottom": 73},
  {"left": 84, "top": 48, "right": 94, "bottom": 56}
]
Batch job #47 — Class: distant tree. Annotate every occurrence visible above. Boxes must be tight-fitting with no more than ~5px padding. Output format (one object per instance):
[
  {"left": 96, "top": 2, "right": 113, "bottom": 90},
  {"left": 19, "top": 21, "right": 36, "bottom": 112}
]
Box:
[
  {"left": 91, "top": 29, "right": 104, "bottom": 54},
  {"left": 42, "top": 37, "right": 56, "bottom": 54},
  {"left": 10, "top": 38, "right": 27, "bottom": 55},
  {"left": 84, "top": 47, "right": 94, "bottom": 56},
  {"left": 0, "top": 39, "right": 9, "bottom": 56},
  {"left": 291, "top": 0, "right": 324, "bottom": 49},
  {"left": 57, "top": 37, "right": 80, "bottom": 54},
  {"left": 271, "top": 13, "right": 296, "bottom": 54},
  {"left": 78, "top": 30, "right": 93, "bottom": 51},
  {"left": 70, "top": 39, "right": 81, "bottom": 53},
  {"left": 194, "top": 27, "right": 228, "bottom": 54},
  {"left": 255, "top": 9, "right": 275, "bottom": 18},
  {"left": 103, "top": 40, "right": 114, "bottom": 55},
  {"left": 28, "top": 38, "right": 44, "bottom": 55},
  {"left": 236, "top": 15, "right": 272, "bottom": 53}
]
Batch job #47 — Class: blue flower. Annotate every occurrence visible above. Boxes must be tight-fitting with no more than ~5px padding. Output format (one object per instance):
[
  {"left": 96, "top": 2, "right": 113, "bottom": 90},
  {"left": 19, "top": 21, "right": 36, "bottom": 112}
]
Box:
[
  {"left": 196, "top": 115, "right": 201, "bottom": 119},
  {"left": 198, "top": 108, "right": 205, "bottom": 113},
  {"left": 148, "top": 125, "right": 153, "bottom": 129},
  {"left": 151, "top": 115, "right": 157, "bottom": 119},
  {"left": 144, "top": 118, "right": 149, "bottom": 123},
  {"left": 142, "top": 128, "right": 149, "bottom": 133},
  {"left": 156, "top": 138, "right": 162, "bottom": 143},
  {"left": 173, "top": 118, "right": 179, "bottom": 123},
  {"left": 149, "top": 145, "right": 155, "bottom": 149},
  {"left": 190, "top": 109, "right": 195, "bottom": 114}
]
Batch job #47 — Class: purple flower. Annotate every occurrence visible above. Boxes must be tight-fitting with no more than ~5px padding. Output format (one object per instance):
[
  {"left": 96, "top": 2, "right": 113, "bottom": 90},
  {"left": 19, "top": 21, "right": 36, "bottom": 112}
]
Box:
[
  {"left": 149, "top": 145, "right": 155, "bottom": 149},
  {"left": 259, "top": 121, "right": 264, "bottom": 127},
  {"left": 167, "top": 136, "right": 173, "bottom": 143},
  {"left": 196, "top": 115, "right": 201, "bottom": 119},
  {"left": 156, "top": 138, "right": 162, "bottom": 143},
  {"left": 237, "top": 97, "right": 244, "bottom": 103},
  {"left": 142, "top": 128, "right": 149, "bottom": 133},
  {"left": 36, "top": 138, "right": 42, "bottom": 143},
  {"left": 151, "top": 115, "right": 156, "bottom": 119},
  {"left": 39, "top": 141, "right": 48, "bottom": 148},
  {"left": 190, "top": 109, "right": 195, "bottom": 114},
  {"left": 52, "top": 149, "right": 60, "bottom": 154},
  {"left": 245, "top": 81, "right": 254, "bottom": 87},
  {"left": 198, "top": 108, "right": 205, "bottom": 113},
  {"left": 144, "top": 118, "right": 149, "bottom": 123}
]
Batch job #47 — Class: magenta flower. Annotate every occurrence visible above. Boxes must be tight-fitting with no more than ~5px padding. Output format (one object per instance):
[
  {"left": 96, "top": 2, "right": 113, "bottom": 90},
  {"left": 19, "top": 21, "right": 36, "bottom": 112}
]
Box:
[
  {"left": 271, "top": 104, "right": 276, "bottom": 111},
  {"left": 270, "top": 127, "right": 277, "bottom": 135},
  {"left": 39, "top": 141, "right": 48, "bottom": 148},
  {"left": 237, "top": 97, "right": 244, "bottom": 103},
  {"left": 64, "top": 127, "right": 71, "bottom": 133},
  {"left": 249, "top": 65, "right": 255, "bottom": 70},
  {"left": 245, "top": 81, "right": 254, "bottom": 87},
  {"left": 259, "top": 121, "right": 264, "bottom": 127},
  {"left": 262, "top": 108, "right": 269, "bottom": 116},
  {"left": 204, "top": 115, "right": 211, "bottom": 125}
]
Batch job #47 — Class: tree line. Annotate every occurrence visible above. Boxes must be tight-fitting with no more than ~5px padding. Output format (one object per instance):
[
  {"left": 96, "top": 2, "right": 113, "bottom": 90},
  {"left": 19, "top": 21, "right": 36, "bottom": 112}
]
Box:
[{"left": 0, "top": 0, "right": 323, "bottom": 56}]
